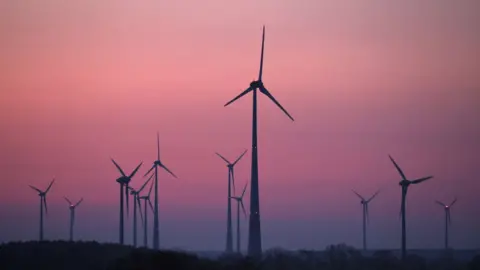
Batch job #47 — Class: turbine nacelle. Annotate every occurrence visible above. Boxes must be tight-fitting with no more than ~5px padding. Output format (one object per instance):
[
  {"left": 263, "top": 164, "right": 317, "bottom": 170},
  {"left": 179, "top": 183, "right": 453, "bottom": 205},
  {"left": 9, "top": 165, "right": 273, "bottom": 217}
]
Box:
[
  {"left": 399, "top": 180, "right": 410, "bottom": 186},
  {"left": 154, "top": 160, "right": 161, "bottom": 166},
  {"left": 250, "top": 80, "right": 263, "bottom": 89},
  {"left": 116, "top": 177, "right": 129, "bottom": 184}
]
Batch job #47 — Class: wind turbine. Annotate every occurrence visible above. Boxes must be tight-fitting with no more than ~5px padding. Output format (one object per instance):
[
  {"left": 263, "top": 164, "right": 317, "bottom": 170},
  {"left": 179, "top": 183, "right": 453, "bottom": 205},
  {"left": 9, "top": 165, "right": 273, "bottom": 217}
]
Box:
[
  {"left": 352, "top": 190, "right": 380, "bottom": 251},
  {"left": 388, "top": 155, "right": 433, "bottom": 260},
  {"left": 128, "top": 173, "right": 154, "bottom": 247},
  {"left": 111, "top": 158, "right": 143, "bottom": 245},
  {"left": 29, "top": 179, "right": 55, "bottom": 241},
  {"left": 224, "top": 26, "right": 294, "bottom": 256},
  {"left": 230, "top": 182, "right": 248, "bottom": 254},
  {"left": 216, "top": 149, "right": 247, "bottom": 253},
  {"left": 139, "top": 176, "right": 155, "bottom": 248},
  {"left": 436, "top": 198, "right": 457, "bottom": 249},
  {"left": 144, "top": 132, "right": 177, "bottom": 250},
  {"left": 64, "top": 197, "right": 83, "bottom": 242}
]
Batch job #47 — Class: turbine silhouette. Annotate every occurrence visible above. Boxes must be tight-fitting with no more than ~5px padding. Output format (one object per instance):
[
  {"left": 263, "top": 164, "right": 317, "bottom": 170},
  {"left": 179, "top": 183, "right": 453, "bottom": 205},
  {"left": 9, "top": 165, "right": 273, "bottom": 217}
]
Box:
[
  {"left": 111, "top": 159, "right": 142, "bottom": 245},
  {"left": 144, "top": 132, "right": 177, "bottom": 250},
  {"left": 436, "top": 198, "right": 457, "bottom": 249},
  {"left": 64, "top": 197, "right": 83, "bottom": 242},
  {"left": 128, "top": 173, "right": 154, "bottom": 247},
  {"left": 389, "top": 155, "right": 433, "bottom": 260},
  {"left": 224, "top": 25, "right": 294, "bottom": 256},
  {"left": 216, "top": 149, "right": 247, "bottom": 253},
  {"left": 29, "top": 179, "right": 55, "bottom": 241},
  {"left": 139, "top": 175, "right": 155, "bottom": 248},
  {"left": 352, "top": 190, "right": 379, "bottom": 251},
  {"left": 230, "top": 182, "right": 248, "bottom": 254}
]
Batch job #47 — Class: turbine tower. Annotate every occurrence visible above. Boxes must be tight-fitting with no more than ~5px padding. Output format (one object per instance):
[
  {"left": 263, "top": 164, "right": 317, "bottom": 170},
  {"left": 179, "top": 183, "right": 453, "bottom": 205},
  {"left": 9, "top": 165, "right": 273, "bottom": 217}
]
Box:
[
  {"left": 144, "top": 132, "right": 177, "bottom": 250},
  {"left": 216, "top": 150, "right": 247, "bottom": 253},
  {"left": 388, "top": 155, "right": 433, "bottom": 261},
  {"left": 139, "top": 175, "right": 155, "bottom": 248},
  {"left": 352, "top": 190, "right": 380, "bottom": 251},
  {"left": 29, "top": 179, "right": 55, "bottom": 241},
  {"left": 128, "top": 173, "right": 154, "bottom": 247},
  {"left": 64, "top": 197, "right": 83, "bottom": 242},
  {"left": 436, "top": 198, "right": 457, "bottom": 249},
  {"left": 230, "top": 182, "right": 248, "bottom": 254},
  {"left": 111, "top": 159, "right": 143, "bottom": 245},
  {"left": 224, "top": 26, "right": 294, "bottom": 256}
]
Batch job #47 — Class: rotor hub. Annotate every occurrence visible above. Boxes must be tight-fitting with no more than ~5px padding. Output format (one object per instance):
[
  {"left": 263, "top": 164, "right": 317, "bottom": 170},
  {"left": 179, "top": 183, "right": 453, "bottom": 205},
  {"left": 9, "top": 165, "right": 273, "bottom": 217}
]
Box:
[{"left": 250, "top": 80, "right": 262, "bottom": 89}]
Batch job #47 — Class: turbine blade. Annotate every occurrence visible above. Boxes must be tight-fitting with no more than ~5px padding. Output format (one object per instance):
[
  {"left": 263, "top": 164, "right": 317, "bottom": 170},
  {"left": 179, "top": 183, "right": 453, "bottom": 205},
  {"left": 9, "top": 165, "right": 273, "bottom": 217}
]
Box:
[
  {"left": 367, "top": 190, "right": 380, "bottom": 202},
  {"left": 449, "top": 198, "right": 457, "bottom": 207},
  {"left": 388, "top": 155, "right": 407, "bottom": 180},
  {"left": 64, "top": 197, "right": 73, "bottom": 205},
  {"left": 75, "top": 198, "right": 83, "bottom": 207},
  {"left": 448, "top": 210, "right": 452, "bottom": 224},
  {"left": 435, "top": 200, "right": 446, "bottom": 207},
  {"left": 215, "top": 152, "right": 231, "bottom": 164},
  {"left": 351, "top": 190, "right": 365, "bottom": 201},
  {"left": 138, "top": 173, "right": 154, "bottom": 193},
  {"left": 241, "top": 182, "right": 248, "bottom": 198},
  {"left": 366, "top": 204, "right": 370, "bottom": 224},
  {"left": 161, "top": 164, "right": 177, "bottom": 178},
  {"left": 240, "top": 200, "right": 247, "bottom": 219},
  {"left": 411, "top": 176, "right": 433, "bottom": 184},
  {"left": 111, "top": 158, "right": 127, "bottom": 177},
  {"left": 29, "top": 185, "right": 42, "bottom": 193},
  {"left": 137, "top": 197, "right": 144, "bottom": 226},
  {"left": 143, "top": 165, "right": 155, "bottom": 177},
  {"left": 258, "top": 25, "right": 265, "bottom": 81},
  {"left": 157, "top": 132, "right": 160, "bottom": 161},
  {"left": 43, "top": 196, "right": 48, "bottom": 216},
  {"left": 129, "top": 162, "right": 143, "bottom": 179},
  {"left": 259, "top": 85, "right": 294, "bottom": 121},
  {"left": 224, "top": 87, "right": 253, "bottom": 107},
  {"left": 230, "top": 167, "right": 236, "bottom": 195},
  {"left": 147, "top": 179, "right": 154, "bottom": 198},
  {"left": 45, "top": 179, "right": 55, "bottom": 193},
  {"left": 148, "top": 199, "right": 154, "bottom": 213},
  {"left": 125, "top": 184, "right": 130, "bottom": 219},
  {"left": 232, "top": 149, "right": 248, "bottom": 166}
]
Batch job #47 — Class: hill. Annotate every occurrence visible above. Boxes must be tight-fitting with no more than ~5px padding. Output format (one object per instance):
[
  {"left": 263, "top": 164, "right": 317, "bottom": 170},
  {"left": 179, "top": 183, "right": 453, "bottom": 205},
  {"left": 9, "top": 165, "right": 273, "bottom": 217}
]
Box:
[{"left": 0, "top": 241, "right": 479, "bottom": 270}]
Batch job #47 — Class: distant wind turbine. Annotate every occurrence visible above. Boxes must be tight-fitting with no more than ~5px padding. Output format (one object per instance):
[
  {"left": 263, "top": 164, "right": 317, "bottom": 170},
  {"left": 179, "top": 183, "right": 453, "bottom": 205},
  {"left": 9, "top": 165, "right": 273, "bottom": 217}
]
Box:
[
  {"left": 139, "top": 175, "right": 155, "bottom": 248},
  {"left": 29, "top": 179, "right": 55, "bottom": 241},
  {"left": 352, "top": 190, "right": 380, "bottom": 251},
  {"left": 64, "top": 197, "right": 83, "bottom": 241},
  {"left": 216, "top": 149, "right": 247, "bottom": 253},
  {"left": 224, "top": 25, "right": 294, "bottom": 256},
  {"left": 144, "top": 132, "right": 177, "bottom": 250},
  {"left": 230, "top": 182, "right": 248, "bottom": 254},
  {"left": 436, "top": 198, "right": 457, "bottom": 249},
  {"left": 389, "top": 155, "right": 433, "bottom": 260},
  {"left": 128, "top": 173, "right": 154, "bottom": 247},
  {"left": 111, "top": 158, "right": 143, "bottom": 245}
]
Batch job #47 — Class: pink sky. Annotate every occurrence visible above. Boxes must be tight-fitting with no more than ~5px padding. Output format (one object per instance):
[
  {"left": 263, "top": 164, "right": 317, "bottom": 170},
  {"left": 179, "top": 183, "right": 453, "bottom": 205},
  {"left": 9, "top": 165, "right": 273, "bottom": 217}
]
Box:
[{"left": 0, "top": 0, "right": 479, "bottom": 250}]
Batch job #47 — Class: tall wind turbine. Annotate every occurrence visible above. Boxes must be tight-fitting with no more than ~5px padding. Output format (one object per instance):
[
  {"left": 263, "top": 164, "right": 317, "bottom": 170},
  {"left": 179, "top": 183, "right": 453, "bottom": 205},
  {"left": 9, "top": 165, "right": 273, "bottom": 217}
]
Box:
[
  {"left": 388, "top": 155, "right": 433, "bottom": 260},
  {"left": 224, "top": 26, "right": 294, "bottom": 256},
  {"left": 128, "top": 173, "right": 154, "bottom": 247},
  {"left": 230, "top": 182, "right": 248, "bottom": 254},
  {"left": 436, "top": 198, "right": 457, "bottom": 249},
  {"left": 111, "top": 159, "right": 143, "bottom": 245},
  {"left": 139, "top": 176, "right": 155, "bottom": 248},
  {"left": 144, "top": 132, "right": 177, "bottom": 250},
  {"left": 352, "top": 190, "right": 380, "bottom": 251},
  {"left": 216, "top": 149, "right": 247, "bottom": 253},
  {"left": 29, "top": 179, "right": 55, "bottom": 241},
  {"left": 64, "top": 197, "right": 83, "bottom": 242}
]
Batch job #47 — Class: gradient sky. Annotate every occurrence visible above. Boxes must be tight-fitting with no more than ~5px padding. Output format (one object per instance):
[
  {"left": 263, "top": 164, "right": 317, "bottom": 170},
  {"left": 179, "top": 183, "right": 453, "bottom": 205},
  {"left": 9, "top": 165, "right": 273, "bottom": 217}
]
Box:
[{"left": 1, "top": 0, "right": 479, "bottom": 251}]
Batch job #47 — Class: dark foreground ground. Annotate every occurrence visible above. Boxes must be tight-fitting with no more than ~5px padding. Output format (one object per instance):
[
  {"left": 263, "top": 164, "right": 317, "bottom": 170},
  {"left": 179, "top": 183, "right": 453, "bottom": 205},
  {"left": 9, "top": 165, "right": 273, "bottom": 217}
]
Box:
[{"left": 0, "top": 241, "right": 479, "bottom": 270}]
